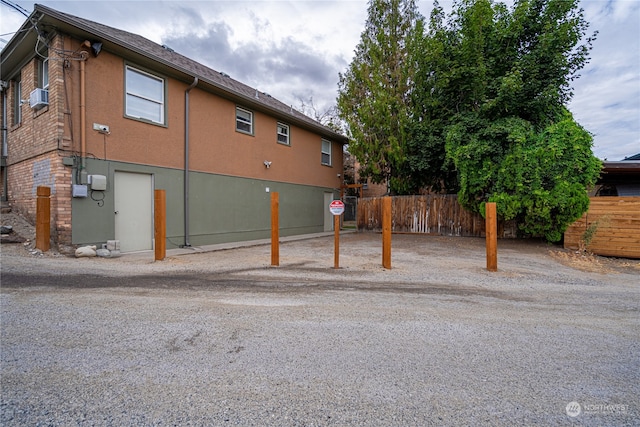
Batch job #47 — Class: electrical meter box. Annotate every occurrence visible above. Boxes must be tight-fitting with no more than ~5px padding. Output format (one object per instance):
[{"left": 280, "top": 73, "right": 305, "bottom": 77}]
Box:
[
  {"left": 88, "top": 175, "right": 107, "bottom": 191},
  {"left": 72, "top": 184, "right": 88, "bottom": 198}
]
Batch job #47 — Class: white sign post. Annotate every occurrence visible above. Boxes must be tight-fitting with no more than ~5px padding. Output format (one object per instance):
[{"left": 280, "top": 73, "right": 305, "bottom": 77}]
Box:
[{"left": 329, "top": 200, "right": 345, "bottom": 268}]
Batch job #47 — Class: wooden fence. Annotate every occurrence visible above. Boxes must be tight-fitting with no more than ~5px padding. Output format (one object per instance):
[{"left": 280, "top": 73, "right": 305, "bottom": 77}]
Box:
[
  {"left": 564, "top": 197, "right": 640, "bottom": 259},
  {"left": 357, "top": 195, "right": 516, "bottom": 238}
]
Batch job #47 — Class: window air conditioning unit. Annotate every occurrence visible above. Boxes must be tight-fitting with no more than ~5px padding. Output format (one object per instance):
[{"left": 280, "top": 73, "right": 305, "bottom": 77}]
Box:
[{"left": 29, "top": 88, "right": 49, "bottom": 109}]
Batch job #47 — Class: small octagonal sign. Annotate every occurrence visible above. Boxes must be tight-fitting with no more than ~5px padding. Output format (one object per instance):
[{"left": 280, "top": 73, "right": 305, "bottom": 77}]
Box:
[{"left": 329, "top": 200, "right": 345, "bottom": 216}]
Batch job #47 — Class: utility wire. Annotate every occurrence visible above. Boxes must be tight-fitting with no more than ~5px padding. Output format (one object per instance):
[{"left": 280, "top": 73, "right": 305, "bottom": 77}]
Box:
[
  {"left": 1, "top": 0, "right": 87, "bottom": 61},
  {"left": 0, "top": 0, "right": 30, "bottom": 49},
  {"left": 0, "top": 0, "right": 29, "bottom": 17}
]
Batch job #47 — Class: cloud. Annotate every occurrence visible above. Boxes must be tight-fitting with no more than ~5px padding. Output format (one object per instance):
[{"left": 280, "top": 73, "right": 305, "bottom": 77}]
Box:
[
  {"left": 598, "top": 0, "right": 638, "bottom": 22},
  {"left": 569, "top": 0, "right": 640, "bottom": 160},
  {"left": 160, "top": 2, "right": 350, "bottom": 111},
  {"left": 1, "top": 0, "right": 637, "bottom": 159}
]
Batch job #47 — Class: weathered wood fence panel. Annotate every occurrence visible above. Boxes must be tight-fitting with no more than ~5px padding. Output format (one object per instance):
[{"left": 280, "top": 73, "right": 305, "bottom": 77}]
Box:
[
  {"left": 357, "top": 195, "right": 515, "bottom": 238},
  {"left": 564, "top": 197, "right": 640, "bottom": 259}
]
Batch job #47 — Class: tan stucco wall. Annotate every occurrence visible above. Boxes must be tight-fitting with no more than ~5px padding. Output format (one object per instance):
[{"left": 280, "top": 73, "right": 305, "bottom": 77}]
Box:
[{"left": 73, "top": 39, "right": 342, "bottom": 189}]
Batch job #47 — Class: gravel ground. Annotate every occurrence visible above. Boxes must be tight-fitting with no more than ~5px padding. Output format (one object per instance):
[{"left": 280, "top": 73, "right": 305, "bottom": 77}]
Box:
[{"left": 1, "top": 212, "right": 639, "bottom": 426}]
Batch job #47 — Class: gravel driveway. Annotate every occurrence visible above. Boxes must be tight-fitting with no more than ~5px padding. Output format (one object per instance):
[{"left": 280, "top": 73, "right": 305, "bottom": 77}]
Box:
[{"left": 1, "top": 232, "right": 639, "bottom": 426}]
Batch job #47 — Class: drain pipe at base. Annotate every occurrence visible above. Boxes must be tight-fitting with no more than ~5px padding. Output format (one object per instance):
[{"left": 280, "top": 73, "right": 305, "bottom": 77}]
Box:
[{"left": 183, "top": 76, "right": 198, "bottom": 248}]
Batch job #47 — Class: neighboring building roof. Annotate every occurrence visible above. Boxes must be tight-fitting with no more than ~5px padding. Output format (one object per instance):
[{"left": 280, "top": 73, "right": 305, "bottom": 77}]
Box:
[
  {"left": 1, "top": 4, "right": 347, "bottom": 144},
  {"left": 623, "top": 153, "right": 640, "bottom": 161},
  {"left": 601, "top": 160, "right": 640, "bottom": 176},
  {"left": 598, "top": 159, "right": 640, "bottom": 193}
]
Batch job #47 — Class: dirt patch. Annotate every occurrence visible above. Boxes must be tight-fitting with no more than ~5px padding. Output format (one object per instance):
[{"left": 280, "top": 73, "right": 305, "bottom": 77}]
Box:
[
  {"left": 1, "top": 212, "right": 76, "bottom": 256},
  {"left": 1, "top": 212, "right": 34, "bottom": 243},
  {"left": 548, "top": 249, "right": 615, "bottom": 273},
  {"left": 548, "top": 247, "right": 640, "bottom": 275}
]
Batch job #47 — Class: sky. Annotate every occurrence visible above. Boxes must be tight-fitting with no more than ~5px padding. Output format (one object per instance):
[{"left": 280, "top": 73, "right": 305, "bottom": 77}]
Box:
[{"left": 1, "top": 0, "right": 638, "bottom": 160}]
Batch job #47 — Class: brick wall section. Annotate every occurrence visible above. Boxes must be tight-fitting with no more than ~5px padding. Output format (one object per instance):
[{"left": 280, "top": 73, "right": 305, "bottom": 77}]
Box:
[
  {"left": 6, "top": 43, "right": 60, "bottom": 162},
  {"left": 352, "top": 160, "right": 389, "bottom": 197},
  {"left": 362, "top": 180, "right": 388, "bottom": 198},
  {"left": 0, "top": 168, "right": 4, "bottom": 201},
  {"left": 4, "top": 34, "right": 73, "bottom": 246},
  {"left": 6, "top": 157, "right": 36, "bottom": 220},
  {"left": 6, "top": 151, "right": 71, "bottom": 243}
]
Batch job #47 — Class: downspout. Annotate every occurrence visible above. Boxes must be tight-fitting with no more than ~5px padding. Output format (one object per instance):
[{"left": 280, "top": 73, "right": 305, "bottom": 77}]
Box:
[
  {"left": 79, "top": 51, "right": 88, "bottom": 183},
  {"left": 1, "top": 84, "right": 7, "bottom": 201},
  {"left": 183, "top": 76, "right": 198, "bottom": 247}
]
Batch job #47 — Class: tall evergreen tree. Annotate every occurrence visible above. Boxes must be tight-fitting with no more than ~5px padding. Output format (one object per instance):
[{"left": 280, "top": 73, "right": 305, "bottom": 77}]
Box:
[{"left": 337, "top": 0, "right": 424, "bottom": 194}]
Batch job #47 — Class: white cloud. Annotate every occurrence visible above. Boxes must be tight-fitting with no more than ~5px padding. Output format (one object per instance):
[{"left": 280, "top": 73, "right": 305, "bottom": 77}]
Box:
[
  {"left": 1, "top": 0, "right": 638, "bottom": 159},
  {"left": 569, "top": 0, "right": 640, "bottom": 159}
]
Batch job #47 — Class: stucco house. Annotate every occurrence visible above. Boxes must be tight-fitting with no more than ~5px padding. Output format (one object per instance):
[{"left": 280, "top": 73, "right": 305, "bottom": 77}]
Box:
[{"left": 1, "top": 4, "right": 347, "bottom": 253}]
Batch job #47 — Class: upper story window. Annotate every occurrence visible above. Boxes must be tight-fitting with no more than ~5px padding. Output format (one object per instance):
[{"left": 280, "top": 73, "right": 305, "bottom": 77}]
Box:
[
  {"left": 125, "top": 65, "right": 165, "bottom": 124},
  {"left": 37, "top": 56, "right": 49, "bottom": 89},
  {"left": 12, "top": 77, "right": 22, "bottom": 126},
  {"left": 236, "top": 106, "right": 253, "bottom": 135},
  {"left": 321, "top": 139, "right": 332, "bottom": 166},
  {"left": 277, "top": 122, "right": 290, "bottom": 145}
]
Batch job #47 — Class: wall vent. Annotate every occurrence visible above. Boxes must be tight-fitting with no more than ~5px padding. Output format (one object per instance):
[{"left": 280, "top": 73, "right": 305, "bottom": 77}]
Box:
[{"left": 29, "top": 88, "right": 49, "bottom": 109}]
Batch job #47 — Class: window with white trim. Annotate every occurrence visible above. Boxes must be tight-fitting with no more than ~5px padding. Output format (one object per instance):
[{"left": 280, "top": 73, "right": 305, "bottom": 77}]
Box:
[
  {"left": 236, "top": 106, "right": 253, "bottom": 134},
  {"left": 321, "top": 139, "right": 332, "bottom": 166},
  {"left": 125, "top": 65, "right": 165, "bottom": 124},
  {"left": 38, "top": 55, "right": 49, "bottom": 89},
  {"left": 12, "top": 77, "right": 22, "bottom": 125},
  {"left": 277, "top": 122, "right": 290, "bottom": 145}
]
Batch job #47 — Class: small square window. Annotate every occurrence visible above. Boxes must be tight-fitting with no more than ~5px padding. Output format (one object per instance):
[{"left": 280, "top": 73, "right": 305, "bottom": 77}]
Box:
[
  {"left": 277, "top": 122, "right": 290, "bottom": 145},
  {"left": 321, "top": 139, "right": 332, "bottom": 166},
  {"left": 236, "top": 106, "right": 253, "bottom": 134}
]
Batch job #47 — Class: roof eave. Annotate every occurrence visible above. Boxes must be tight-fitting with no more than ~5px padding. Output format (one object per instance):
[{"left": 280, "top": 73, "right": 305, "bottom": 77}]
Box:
[
  {"left": 0, "top": 10, "right": 44, "bottom": 78},
  {"left": 602, "top": 161, "right": 640, "bottom": 175}
]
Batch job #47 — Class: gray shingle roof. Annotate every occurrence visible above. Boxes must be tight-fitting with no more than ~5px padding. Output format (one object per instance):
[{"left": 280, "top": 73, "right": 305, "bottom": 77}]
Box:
[{"left": 32, "top": 4, "right": 346, "bottom": 142}]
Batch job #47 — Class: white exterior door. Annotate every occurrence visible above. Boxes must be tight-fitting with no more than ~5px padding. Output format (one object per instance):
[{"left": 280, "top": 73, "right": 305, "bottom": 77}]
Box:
[
  {"left": 115, "top": 172, "right": 153, "bottom": 252},
  {"left": 324, "top": 192, "right": 334, "bottom": 232}
]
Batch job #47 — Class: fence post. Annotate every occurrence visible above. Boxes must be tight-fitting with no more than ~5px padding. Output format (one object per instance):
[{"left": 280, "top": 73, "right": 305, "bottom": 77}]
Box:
[
  {"left": 382, "top": 196, "right": 391, "bottom": 269},
  {"left": 485, "top": 202, "right": 498, "bottom": 271},
  {"left": 154, "top": 189, "right": 166, "bottom": 261},
  {"left": 36, "top": 186, "right": 51, "bottom": 252},
  {"left": 271, "top": 192, "right": 279, "bottom": 266}
]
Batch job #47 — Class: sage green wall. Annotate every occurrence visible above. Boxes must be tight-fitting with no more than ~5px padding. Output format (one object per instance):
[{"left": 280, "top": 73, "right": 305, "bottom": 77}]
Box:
[
  {"left": 72, "top": 159, "right": 337, "bottom": 249},
  {"left": 70, "top": 159, "right": 117, "bottom": 245}
]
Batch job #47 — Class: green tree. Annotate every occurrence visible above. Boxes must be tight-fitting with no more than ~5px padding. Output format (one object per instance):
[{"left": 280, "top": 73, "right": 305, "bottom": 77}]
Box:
[
  {"left": 446, "top": 110, "right": 601, "bottom": 241},
  {"left": 337, "top": 0, "right": 424, "bottom": 194},
  {"left": 409, "top": 0, "right": 601, "bottom": 240},
  {"left": 404, "top": 0, "right": 459, "bottom": 193}
]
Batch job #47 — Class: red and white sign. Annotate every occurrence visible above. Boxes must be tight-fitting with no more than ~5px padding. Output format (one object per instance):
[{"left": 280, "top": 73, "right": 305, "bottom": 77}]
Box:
[{"left": 329, "top": 200, "right": 345, "bottom": 215}]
